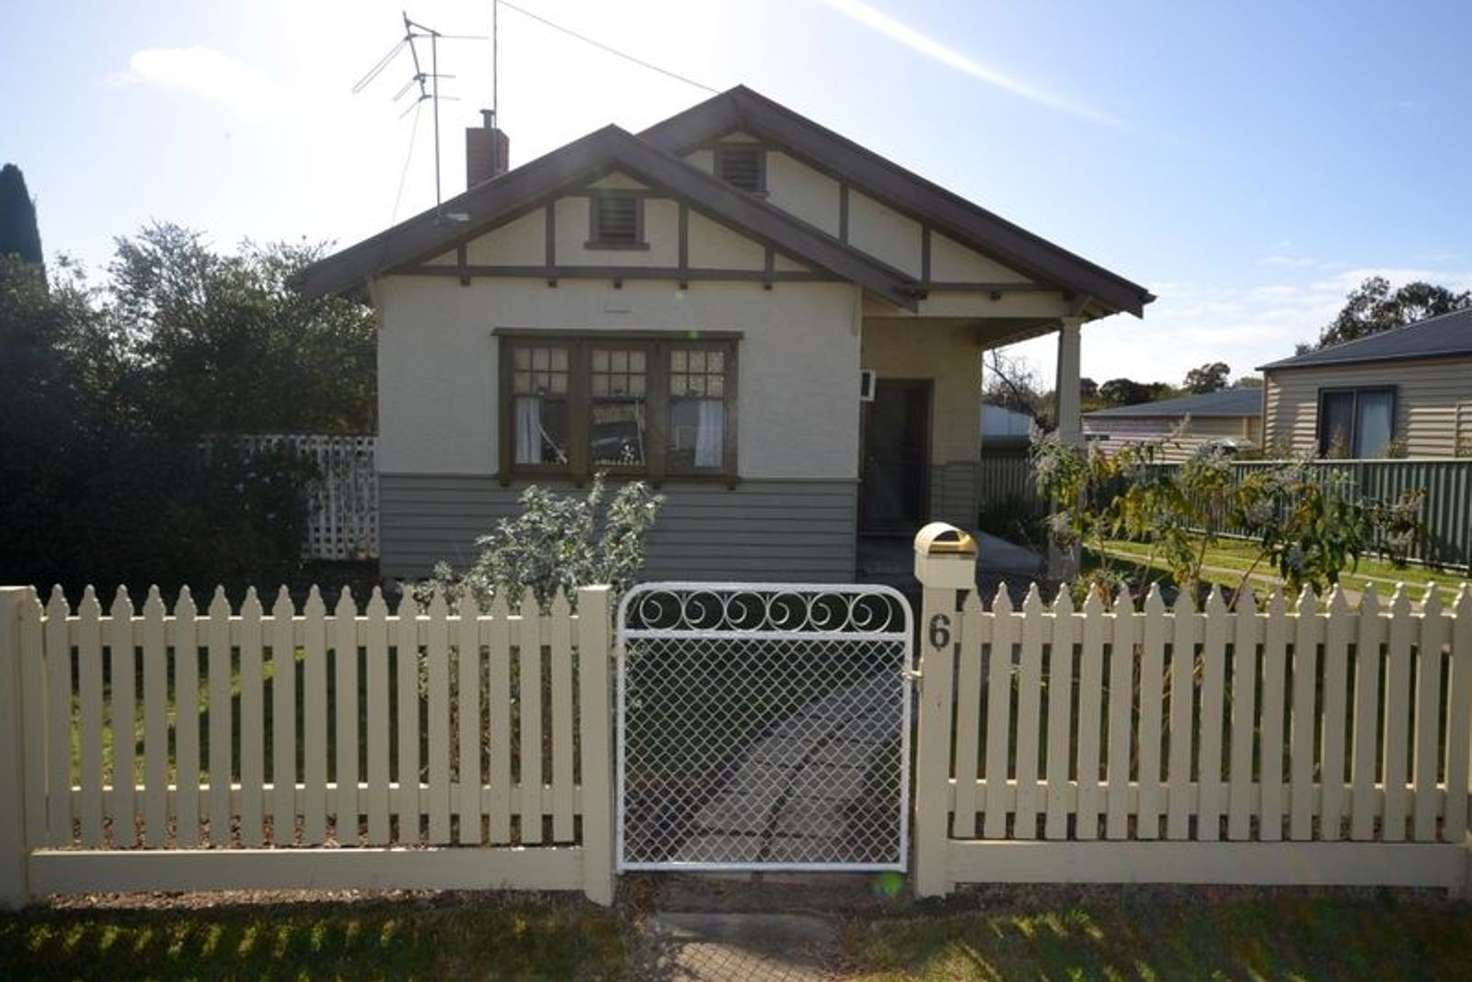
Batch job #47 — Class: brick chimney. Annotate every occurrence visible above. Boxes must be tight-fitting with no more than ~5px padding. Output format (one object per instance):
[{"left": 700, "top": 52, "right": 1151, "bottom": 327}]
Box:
[{"left": 465, "top": 110, "right": 510, "bottom": 188}]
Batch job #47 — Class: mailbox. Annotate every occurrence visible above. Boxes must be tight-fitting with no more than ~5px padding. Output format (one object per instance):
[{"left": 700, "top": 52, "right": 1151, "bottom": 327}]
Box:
[{"left": 913, "top": 521, "right": 978, "bottom": 588}]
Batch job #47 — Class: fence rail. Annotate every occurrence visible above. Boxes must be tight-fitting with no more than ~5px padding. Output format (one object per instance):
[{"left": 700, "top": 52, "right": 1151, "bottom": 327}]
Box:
[
  {"left": 913, "top": 538, "right": 1472, "bottom": 897},
  {"left": 0, "top": 583, "right": 615, "bottom": 907}
]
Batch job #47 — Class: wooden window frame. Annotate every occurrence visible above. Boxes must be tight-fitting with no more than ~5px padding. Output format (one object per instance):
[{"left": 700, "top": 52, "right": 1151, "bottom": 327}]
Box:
[
  {"left": 498, "top": 331, "right": 739, "bottom": 486},
  {"left": 713, "top": 143, "right": 767, "bottom": 194},
  {"left": 584, "top": 191, "right": 648, "bottom": 251},
  {"left": 1316, "top": 385, "right": 1397, "bottom": 457}
]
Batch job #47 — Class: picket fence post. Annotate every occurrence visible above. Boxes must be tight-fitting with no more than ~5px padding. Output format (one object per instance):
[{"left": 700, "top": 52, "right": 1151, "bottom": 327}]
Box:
[
  {"left": 912, "top": 524, "right": 978, "bottom": 898},
  {"left": 577, "top": 585, "right": 615, "bottom": 906},
  {"left": 0, "top": 587, "right": 32, "bottom": 909}
]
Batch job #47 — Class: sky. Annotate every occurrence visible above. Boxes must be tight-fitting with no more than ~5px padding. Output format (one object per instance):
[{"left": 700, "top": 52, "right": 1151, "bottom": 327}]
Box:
[{"left": 5, "top": 0, "right": 1472, "bottom": 385}]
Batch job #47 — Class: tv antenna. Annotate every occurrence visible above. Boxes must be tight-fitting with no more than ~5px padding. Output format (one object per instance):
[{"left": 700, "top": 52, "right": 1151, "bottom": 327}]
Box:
[{"left": 353, "top": 11, "right": 465, "bottom": 215}]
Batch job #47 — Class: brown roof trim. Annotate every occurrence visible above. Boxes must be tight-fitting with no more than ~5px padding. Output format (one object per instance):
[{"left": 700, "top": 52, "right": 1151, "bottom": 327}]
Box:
[
  {"left": 640, "top": 86, "right": 1154, "bottom": 317},
  {"left": 294, "top": 124, "right": 918, "bottom": 309}
]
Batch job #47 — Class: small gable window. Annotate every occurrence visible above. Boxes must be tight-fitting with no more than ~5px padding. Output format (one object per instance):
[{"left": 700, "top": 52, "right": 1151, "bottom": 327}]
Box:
[
  {"left": 715, "top": 144, "right": 765, "bottom": 193},
  {"left": 587, "top": 192, "right": 646, "bottom": 249}
]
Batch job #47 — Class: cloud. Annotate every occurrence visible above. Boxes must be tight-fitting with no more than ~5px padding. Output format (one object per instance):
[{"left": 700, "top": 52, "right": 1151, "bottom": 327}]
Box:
[
  {"left": 111, "top": 46, "right": 285, "bottom": 116},
  {"left": 818, "top": 0, "right": 1123, "bottom": 128}
]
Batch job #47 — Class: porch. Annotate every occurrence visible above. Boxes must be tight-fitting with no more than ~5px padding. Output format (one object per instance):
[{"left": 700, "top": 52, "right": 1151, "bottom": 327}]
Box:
[{"left": 855, "top": 309, "right": 1081, "bottom": 576}]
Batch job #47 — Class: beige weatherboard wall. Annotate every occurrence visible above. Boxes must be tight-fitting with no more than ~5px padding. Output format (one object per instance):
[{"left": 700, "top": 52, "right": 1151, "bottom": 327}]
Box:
[
  {"left": 1264, "top": 356, "right": 1472, "bottom": 457},
  {"left": 1085, "top": 415, "right": 1262, "bottom": 462}
]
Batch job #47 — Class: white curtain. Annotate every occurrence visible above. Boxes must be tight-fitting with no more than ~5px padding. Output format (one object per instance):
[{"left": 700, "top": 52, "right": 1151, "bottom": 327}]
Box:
[
  {"left": 515, "top": 397, "right": 541, "bottom": 464},
  {"left": 695, "top": 399, "right": 724, "bottom": 468}
]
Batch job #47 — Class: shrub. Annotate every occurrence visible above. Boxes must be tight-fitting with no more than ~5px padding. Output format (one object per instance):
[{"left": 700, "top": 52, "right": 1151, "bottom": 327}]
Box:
[{"left": 417, "top": 473, "right": 664, "bottom": 611}]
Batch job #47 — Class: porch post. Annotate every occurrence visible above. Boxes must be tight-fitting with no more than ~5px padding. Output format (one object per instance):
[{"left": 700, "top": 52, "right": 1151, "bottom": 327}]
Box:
[
  {"left": 1049, "top": 317, "right": 1084, "bottom": 580},
  {"left": 1054, "top": 316, "right": 1083, "bottom": 449}
]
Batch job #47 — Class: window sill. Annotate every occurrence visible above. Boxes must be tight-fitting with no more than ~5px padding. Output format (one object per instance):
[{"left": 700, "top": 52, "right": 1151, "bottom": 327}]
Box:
[
  {"left": 499, "top": 471, "right": 739, "bottom": 488},
  {"left": 583, "top": 240, "right": 650, "bottom": 251}
]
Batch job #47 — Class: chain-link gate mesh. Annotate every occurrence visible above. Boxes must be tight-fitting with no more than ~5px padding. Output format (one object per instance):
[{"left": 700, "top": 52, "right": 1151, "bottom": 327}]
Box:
[{"left": 617, "top": 584, "right": 912, "bottom": 870}]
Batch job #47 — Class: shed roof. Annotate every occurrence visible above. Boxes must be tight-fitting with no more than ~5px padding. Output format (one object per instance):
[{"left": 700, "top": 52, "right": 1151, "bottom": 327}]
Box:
[
  {"left": 1258, "top": 307, "right": 1472, "bottom": 371},
  {"left": 1084, "top": 387, "right": 1263, "bottom": 419}
]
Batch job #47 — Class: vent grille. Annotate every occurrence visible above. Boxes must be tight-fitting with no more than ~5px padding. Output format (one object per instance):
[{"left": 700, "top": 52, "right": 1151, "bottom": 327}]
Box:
[
  {"left": 594, "top": 194, "right": 639, "bottom": 244},
  {"left": 717, "top": 146, "right": 764, "bottom": 192}
]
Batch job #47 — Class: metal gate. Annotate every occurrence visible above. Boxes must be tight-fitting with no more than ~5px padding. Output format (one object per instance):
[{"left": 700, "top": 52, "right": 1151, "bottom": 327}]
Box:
[{"left": 616, "top": 582, "right": 913, "bottom": 871}]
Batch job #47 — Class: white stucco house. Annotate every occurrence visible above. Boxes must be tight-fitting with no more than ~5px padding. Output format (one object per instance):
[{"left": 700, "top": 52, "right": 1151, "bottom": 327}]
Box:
[{"left": 298, "top": 86, "right": 1152, "bottom": 581}]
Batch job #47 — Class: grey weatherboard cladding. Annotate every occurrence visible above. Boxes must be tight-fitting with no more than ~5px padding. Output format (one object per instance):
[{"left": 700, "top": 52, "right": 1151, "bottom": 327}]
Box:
[{"left": 379, "top": 476, "right": 859, "bottom": 582}]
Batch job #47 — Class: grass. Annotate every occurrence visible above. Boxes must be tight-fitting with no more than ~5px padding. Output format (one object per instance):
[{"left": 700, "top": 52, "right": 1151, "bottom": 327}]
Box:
[
  {"left": 1098, "top": 536, "right": 1470, "bottom": 604},
  {"left": 842, "top": 892, "right": 1472, "bottom": 980},
  {"left": 0, "top": 896, "right": 625, "bottom": 981}
]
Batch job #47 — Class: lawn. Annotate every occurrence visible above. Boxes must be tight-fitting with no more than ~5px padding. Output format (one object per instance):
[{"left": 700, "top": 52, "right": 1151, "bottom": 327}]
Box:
[
  {"left": 842, "top": 891, "right": 1472, "bottom": 980},
  {"left": 1097, "top": 536, "right": 1470, "bottom": 604},
  {"left": 0, "top": 895, "right": 625, "bottom": 981}
]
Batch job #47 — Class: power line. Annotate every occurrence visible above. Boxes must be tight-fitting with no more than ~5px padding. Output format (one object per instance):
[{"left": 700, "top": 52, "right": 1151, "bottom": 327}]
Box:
[{"left": 493, "top": 0, "right": 719, "bottom": 94}]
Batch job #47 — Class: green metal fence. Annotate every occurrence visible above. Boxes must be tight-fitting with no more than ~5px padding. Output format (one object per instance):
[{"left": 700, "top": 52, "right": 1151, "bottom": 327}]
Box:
[{"left": 1155, "top": 459, "right": 1472, "bottom": 572}]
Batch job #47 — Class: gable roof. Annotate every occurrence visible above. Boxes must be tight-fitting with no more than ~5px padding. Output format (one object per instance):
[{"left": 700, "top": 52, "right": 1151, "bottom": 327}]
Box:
[
  {"left": 295, "top": 123, "right": 921, "bottom": 309},
  {"left": 640, "top": 86, "right": 1154, "bottom": 317},
  {"left": 1085, "top": 387, "right": 1263, "bottom": 420},
  {"left": 1258, "top": 307, "right": 1472, "bottom": 371}
]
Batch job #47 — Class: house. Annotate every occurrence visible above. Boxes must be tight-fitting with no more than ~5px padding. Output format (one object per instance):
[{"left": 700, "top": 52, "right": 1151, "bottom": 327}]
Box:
[
  {"left": 298, "top": 86, "right": 1151, "bottom": 581},
  {"left": 1258, "top": 307, "right": 1472, "bottom": 457},
  {"left": 1083, "top": 387, "right": 1262, "bottom": 460}
]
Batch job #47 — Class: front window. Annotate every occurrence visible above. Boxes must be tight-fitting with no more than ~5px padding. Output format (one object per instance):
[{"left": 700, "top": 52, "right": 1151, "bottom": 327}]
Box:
[
  {"left": 591, "top": 347, "right": 647, "bottom": 468},
  {"left": 1317, "top": 386, "right": 1394, "bottom": 457},
  {"left": 668, "top": 348, "right": 727, "bottom": 472},
  {"left": 501, "top": 334, "right": 737, "bottom": 481},
  {"left": 512, "top": 345, "right": 570, "bottom": 466}
]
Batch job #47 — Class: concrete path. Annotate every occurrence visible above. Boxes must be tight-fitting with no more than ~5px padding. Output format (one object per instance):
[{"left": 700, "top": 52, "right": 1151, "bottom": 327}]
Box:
[{"left": 673, "top": 674, "right": 902, "bottom": 865}]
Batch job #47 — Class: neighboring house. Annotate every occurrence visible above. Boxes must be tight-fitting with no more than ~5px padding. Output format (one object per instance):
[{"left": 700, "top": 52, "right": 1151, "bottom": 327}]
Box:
[
  {"left": 1259, "top": 307, "right": 1472, "bottom": 457},
  {"left": 1083, "top": 388, "right": 1262, "bottom": 460},
  {"left": 298, "top": 86, "right": 1151, "bottom": 581}
]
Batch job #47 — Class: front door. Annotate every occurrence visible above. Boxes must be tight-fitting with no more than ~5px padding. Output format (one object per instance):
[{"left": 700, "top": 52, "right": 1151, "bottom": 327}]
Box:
[{"left": 860, "top": 379, "right": 931, "bottom": 535}]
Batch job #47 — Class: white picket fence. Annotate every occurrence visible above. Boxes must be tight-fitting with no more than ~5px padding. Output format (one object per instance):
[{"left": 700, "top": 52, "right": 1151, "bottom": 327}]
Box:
[
  {"left": 236, "top": 434, "right": 378, "bottom": 560},
  {"left": 912, "top": 551, "right": 1472, "bottom": 897},
  {"left": 0, "top": 583, "right": 614, "bottom": 907}
]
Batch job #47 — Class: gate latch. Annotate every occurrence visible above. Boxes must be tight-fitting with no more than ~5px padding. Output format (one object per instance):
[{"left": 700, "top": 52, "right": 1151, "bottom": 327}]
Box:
[{"left": 902, "top": 666, "right": 923, "bottom": 691}]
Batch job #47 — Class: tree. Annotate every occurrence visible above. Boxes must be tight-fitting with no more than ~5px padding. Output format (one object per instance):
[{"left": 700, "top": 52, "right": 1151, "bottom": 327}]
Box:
[
  {"left": 0, "top": 221, "right": 379, "bottom": 599},
  {"left": 1312, "top": 276, "right": 1472, "bottom": 350},
  {"left": 1233, "top": 375, "right": 1263, "bottom": 388},
  {"left": 0, "top": 164, "right": 43, "bottom": 264},
  {"left": 110, "top": 223, "right": 377, "bottom": 434},
  {"left": 1183, "top": 361, "right": 1230, "bottom": 394},
  {"left": 1079, "top": 377, "right": 1098, "bottom": 400},
  {"left": 1098, "top": 377, "right": 1154, "bottom": 406},
  {"left": 983, "top": 349, "right": 1048, "bottom": 424}
]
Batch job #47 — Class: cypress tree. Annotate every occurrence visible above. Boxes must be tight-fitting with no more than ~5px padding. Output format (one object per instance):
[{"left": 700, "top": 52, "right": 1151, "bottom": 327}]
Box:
[{"left": 0, "top": 163, "right": 44, "bottom": 264}]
